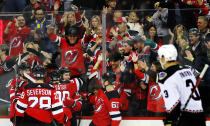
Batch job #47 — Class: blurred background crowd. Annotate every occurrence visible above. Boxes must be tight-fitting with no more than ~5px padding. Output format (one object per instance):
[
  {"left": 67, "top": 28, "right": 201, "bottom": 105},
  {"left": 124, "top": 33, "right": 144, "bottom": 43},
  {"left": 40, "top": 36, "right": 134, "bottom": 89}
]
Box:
[{"left": 0, "top": 0, "right": 209, "bottom": 118}]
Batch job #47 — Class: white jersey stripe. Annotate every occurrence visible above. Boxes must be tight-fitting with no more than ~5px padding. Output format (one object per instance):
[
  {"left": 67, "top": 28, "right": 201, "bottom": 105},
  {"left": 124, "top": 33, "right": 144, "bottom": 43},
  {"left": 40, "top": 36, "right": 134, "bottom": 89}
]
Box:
[
  {"left": 109, "top": 111, "right": 120, "bottom": 115},
  {"left": 10, "top": 93, "right": 15, "bottom": 98},
  {"left": 111, "top": 117, "right": 122, "bottom": 121},
  {"left": 52, "top": 108, "right": 63, "bottom": 115},
  {"left": 17, "top": 101, "right": 28, "bottom": 108}
]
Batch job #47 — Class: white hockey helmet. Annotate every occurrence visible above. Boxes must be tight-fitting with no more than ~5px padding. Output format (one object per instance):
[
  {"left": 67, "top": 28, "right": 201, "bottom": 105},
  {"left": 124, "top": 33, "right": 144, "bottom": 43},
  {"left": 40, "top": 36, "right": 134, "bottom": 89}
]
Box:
[{"left": 158, "top": 44, "right": 178, "bottom": 62}]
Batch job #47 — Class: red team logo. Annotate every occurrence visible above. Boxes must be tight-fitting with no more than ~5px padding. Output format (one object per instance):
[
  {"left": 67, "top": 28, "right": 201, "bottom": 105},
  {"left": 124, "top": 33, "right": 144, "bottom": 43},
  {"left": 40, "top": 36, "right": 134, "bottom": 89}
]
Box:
[
  {"left": 64, "top": 50, "right": 78, "bottom": 64},
  {"left": 10, "top": 37, "right": 22, "bottom": 48},
  {"left": 95, "top": 98, "right": 104, "bottom": 113},
  {"left": 150, "top": 85, "right": 162, "bottom": 100}
]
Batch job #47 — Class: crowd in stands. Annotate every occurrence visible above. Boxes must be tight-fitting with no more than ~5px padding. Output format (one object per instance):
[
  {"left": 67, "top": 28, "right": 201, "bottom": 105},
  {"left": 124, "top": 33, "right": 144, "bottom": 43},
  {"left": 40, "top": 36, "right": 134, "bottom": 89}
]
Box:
[{"left": 0, "top": 0, "right": 210, "bottom": 120}]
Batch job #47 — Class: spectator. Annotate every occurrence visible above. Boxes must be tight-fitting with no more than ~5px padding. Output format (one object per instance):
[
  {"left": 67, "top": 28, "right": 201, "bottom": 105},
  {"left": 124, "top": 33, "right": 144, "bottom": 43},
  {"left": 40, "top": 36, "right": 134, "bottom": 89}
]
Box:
[
  {"left": 40, "top": 0, "right": 61, "bottom": 11},
  {"left": 204, "top": 33, "right": 210, "bottom": 61},
  {"left": 127, "top": 11, "right": 144, "bottom": 36},
  {"left": 109, "top": 17, "right": 137, "bottom": 51},
  {"left": 86, "top": 26, "right": 110, "bottom": 56},
  {"left": 133, "top": 35, "right": 159, "bottom": 66},
  {"left": 183, "top": 0, "right": 209, "bottom": 15},
  {"left": 23, "top": 0, "right": 46, "bottom": 27},
  {"left": 0, "top": 44, "right": 13, "bottom": 75},
  {"left": 145, "top": 25, "right": 162, "bottom": 46},
  {"left": 172, "top": 24, "right": 190, "bottom": 65},
  {"left": 21, "top": 42, "right": 41, "bottom": 68},
  {"left": 47, "top": 24, "right": 90, "bottom": 77},
  {"left": 4, "top": 16, "right": 31, "bottom": 57},
  {"left": 152, "top": 2, "right": 170, "bottom": 45},
  {"left": 185, "top": 28, "right": 208, "bottom": 72},
  {"left": 6, "top": 0, "right": 26, "bottom": 12},
  {"left": 197, "top": 16, "right": 210, "bottom": 41},
  {"left": 102, "top": 0, "right": 119, "bottom": 28},
  {"left": 30, "top": 6, "right": 57, "bottom": 53},
  {"left": 89, "top": 15, "right": 102, "bottom": 37},
  {"left": 60, "top": 5, "right": 84, "bottom": 38},
  {"left": 132, "top": 55, "right": 165, "bottom": 116}
]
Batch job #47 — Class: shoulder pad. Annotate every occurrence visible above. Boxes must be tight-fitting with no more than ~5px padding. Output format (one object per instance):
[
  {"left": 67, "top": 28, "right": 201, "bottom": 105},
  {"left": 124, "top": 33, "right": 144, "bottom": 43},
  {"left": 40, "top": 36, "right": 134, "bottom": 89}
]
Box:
[
  {"left": 41, "top": 84, "right": 55, "bottom": 89},
  {"left": 105, "top": 90, "right": 120, "bottom": 100},
  {"left": 24, "top": 83, "right": 36, "bottom": 89},
  {"left": 24, "top": 83, "right": 54, "bottom": 90},
  {"left": 158, "top": 65, "right": 181, "bottom": 84},
  {"left": 158, "top": 72, "right": 167, "bottom": 81}
]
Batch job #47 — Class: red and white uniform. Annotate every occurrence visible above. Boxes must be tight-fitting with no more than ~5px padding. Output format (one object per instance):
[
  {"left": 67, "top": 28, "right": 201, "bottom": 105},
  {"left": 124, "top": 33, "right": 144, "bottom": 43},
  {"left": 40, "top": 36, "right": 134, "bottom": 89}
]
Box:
[
  {"left": 47, "top": 33, "right": 90, "bottom": 76},
  {"left": 8, "top": 78, "right": 27, "bottom": 119},
  {"left": 52, "top": 78, "right": 83, "bottom": 125},
  {"left": 89, "top": 88, "right": 122, "bottom": 126},
  {"left": 16, "top": 83, "right": 65, "bottom": 124}
]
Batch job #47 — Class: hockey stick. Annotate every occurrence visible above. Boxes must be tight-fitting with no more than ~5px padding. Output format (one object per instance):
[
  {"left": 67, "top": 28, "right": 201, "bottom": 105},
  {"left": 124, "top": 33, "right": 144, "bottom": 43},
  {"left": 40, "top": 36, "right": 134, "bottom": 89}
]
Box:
[
  {"left": 23, "top": 73, "right": 36, "bottom": 83},
  {"left": 0, "top": 98, "right": 10, "bottom": 103},
  {"left": 182, "top": 64, "right": 209, "bottom": 111}
]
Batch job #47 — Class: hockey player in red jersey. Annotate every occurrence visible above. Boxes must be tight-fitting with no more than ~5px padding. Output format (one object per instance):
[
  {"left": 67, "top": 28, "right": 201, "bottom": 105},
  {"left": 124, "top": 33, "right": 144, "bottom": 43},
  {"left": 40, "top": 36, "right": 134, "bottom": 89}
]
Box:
[
  {"left": 15, "top": 65, "right": 66, "bottom": 126},
  {"left": 50, "top": 67, "right": 82, "bottom": 126},
  {"left": 89, "top": 72, "right": 122, "bottom": 126},
  {"left": 8, "top": 62, "right": 30, "bottom": 123}
]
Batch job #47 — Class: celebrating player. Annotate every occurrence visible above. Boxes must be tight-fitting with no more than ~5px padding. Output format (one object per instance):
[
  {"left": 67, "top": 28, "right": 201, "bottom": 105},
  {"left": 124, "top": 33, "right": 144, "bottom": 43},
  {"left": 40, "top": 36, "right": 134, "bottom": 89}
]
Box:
[
  {"left": 50, "top": 68, "right": 82, "bottom": 126},
  {"left": 8, "top": 62, "right": 30, "bottom": 123},
  {"left": 157, "top": 44, "right": 206, "bottom": 126},
  {"left": 15, "top": 65, "right": 66, "bottom": 126},
  {"left": 89, "top": 72, "right": 122, "bottom": 126}
]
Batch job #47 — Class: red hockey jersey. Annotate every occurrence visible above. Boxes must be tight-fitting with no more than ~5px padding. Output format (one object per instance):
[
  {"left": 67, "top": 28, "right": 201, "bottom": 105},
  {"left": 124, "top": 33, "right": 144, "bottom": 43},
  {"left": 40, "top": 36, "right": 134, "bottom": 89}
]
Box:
[
  {"left": 91, "top": 88, "right": 121, "bottom": 126},
  {"left": 51, "top": 78, "right": 83, "bottom": 119},
  {"left": 16, "top": 83, "right": 65, "bottom": 124},
  {"left": 47, "top": 33, "right": 89, "bottom": 76},
  {"left": 147, "top": 81, "right": 166, "bottom": 112},
  {"left": 8, "top": 78, "right": 27, "bottom": 119},
  {"left": 3, "top": 23, "right": 30, "bottom": 57}
]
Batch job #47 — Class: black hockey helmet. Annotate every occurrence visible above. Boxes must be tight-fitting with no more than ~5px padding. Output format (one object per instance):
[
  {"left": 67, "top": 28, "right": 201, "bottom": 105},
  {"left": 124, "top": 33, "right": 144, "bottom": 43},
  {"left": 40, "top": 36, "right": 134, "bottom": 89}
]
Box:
[
  {"left": 32, "top": 65, "right": 46, "bottom": 78},
  {"left": 59, "top": 67, "right": 70, "bottom": 75},
  {"left": 65, "top": 26, "right": 79, "bottom": 36},
  {"left": 49, "top": 70, "right": 60, "bottom": 81},
  {"left": 102, "top": 72, "right": 116, "bottom": 84},
  {"left": 18, "top": 62, "right": 30, "bottom": 71}
]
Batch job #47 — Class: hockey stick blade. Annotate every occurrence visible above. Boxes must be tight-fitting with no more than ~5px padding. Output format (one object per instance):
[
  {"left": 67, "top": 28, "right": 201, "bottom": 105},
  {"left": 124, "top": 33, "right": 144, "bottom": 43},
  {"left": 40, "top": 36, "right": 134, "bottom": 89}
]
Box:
[
  {"left": 23, "top": 73, "right": 36, "bottom": 83},
  {"left": 183, "top": 64, "right": 209, "bottom": 110}
]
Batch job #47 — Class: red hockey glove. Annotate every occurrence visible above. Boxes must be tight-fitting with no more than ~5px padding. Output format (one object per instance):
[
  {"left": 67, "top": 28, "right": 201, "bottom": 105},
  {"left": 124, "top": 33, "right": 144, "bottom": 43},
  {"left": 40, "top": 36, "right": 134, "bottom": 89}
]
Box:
[{"left": 63, "top": 97, "right": 75, "bottom": 108}]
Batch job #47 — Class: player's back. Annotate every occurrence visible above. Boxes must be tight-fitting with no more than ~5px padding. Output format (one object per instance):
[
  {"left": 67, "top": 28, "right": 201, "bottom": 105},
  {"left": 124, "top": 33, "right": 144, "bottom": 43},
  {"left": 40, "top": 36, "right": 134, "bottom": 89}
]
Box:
[
  {"left": 93, "top": 88, "right": 121, "bottom": 126},
  {"left": 158, "top": 65, "right": 203, "bottom": 113},
  {"left": 16, "top": 83, "right": 64, "bottom": 124}
]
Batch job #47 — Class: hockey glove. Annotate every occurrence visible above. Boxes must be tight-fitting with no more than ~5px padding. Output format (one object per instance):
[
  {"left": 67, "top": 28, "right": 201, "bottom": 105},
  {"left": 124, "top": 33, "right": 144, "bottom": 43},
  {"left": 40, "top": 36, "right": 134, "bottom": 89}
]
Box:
[{"left": 63, "top": 97, "right": 75, "bottom": 108}]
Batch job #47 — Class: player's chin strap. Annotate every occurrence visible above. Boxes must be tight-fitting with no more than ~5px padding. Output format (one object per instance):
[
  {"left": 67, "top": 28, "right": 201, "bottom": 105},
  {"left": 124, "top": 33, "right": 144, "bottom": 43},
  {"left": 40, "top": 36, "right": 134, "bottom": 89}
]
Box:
[{"left": 177, "top": 64, "right": 209, "bottom": 125}]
